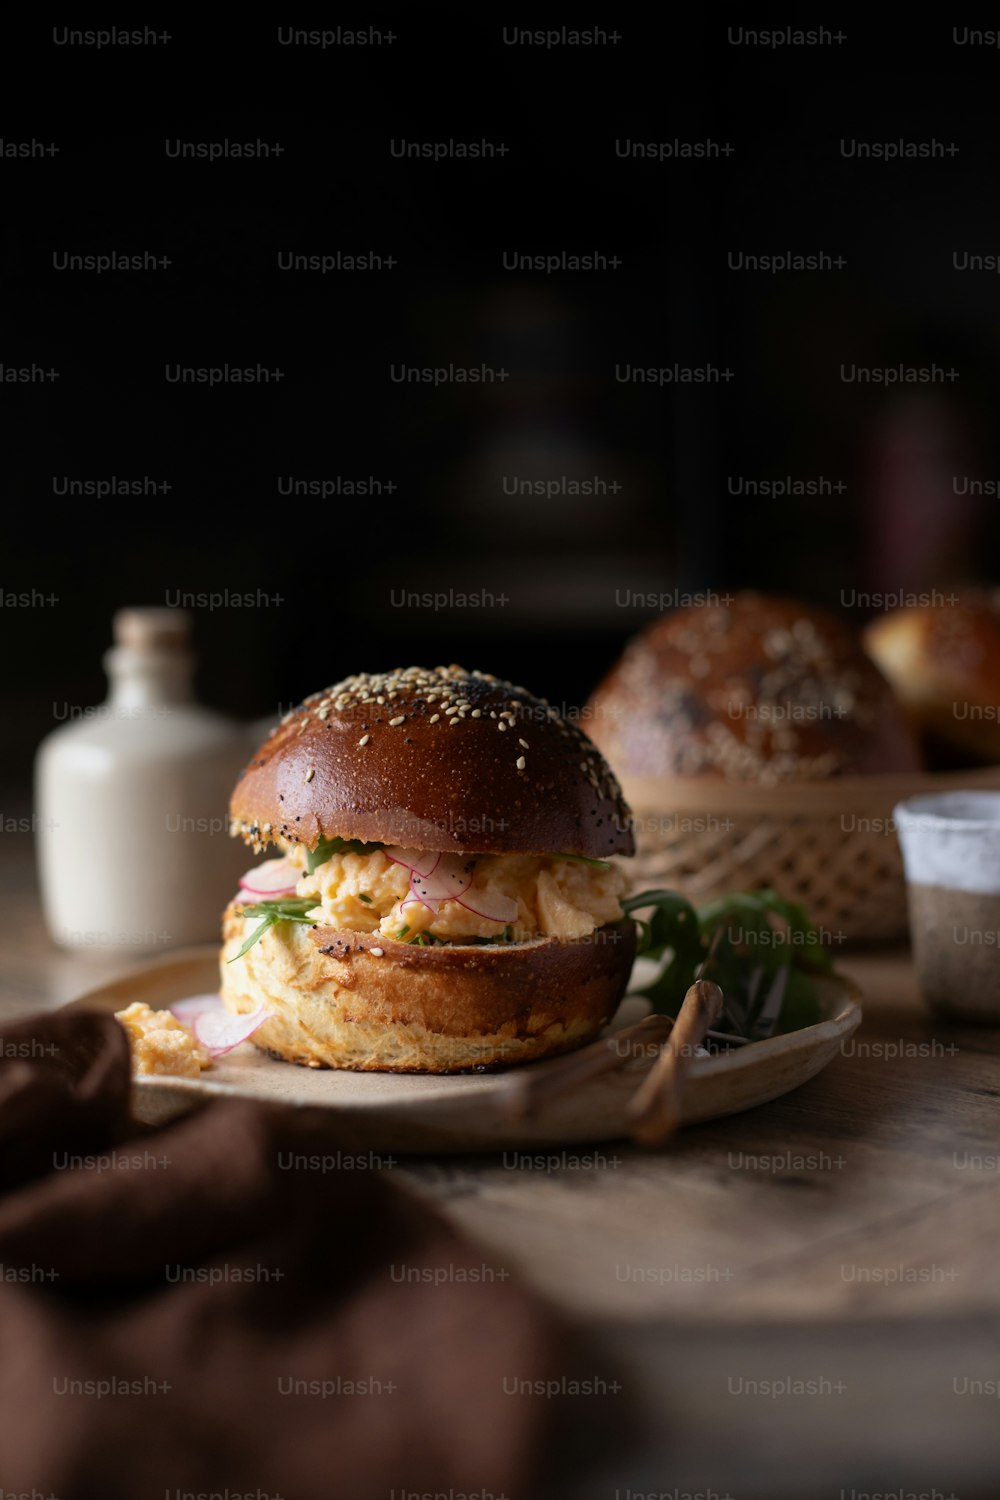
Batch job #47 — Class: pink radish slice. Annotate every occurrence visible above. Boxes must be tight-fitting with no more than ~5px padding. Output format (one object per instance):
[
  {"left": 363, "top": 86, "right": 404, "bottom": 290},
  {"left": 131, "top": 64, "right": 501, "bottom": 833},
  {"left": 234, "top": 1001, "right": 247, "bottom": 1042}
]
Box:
[
  {"left": 193, "top": 1004, "right": 270, "bottom": 1057},
  {"left": 400, "top": 895, "right": 433, "bottom": 915},
  {"left": 410, "top": 854, "right": 474, "bottom": 912},
  {"left": 393, "top": 850, "right": 516, "bottom": 925},
  {"left": 169, "top": 994, "right": 224, "bottom": 1025},
  {"left": 455, "top": 891, "right": 519, "bottom": 924},
  {"left": 238, "top": 858, "right": 298, "bottom": 898},
  {"left": 407, "top": 853, "right": 444, "bottom": 912},
  {"left": 384, "top": 846, "right": 441, "bottom": 878},
  {"left": 407, "top": 873, "right": 444, "bottom": 913},
  {"left": 415, "top": 853, "right": 473, "bottom": 900}
]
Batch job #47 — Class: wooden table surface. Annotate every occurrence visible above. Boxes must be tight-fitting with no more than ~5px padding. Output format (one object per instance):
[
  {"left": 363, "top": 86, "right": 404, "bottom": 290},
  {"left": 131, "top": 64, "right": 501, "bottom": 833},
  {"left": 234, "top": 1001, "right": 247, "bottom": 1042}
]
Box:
[{"left": 3, "top": 831, "right": 1000, "bottom": 1498}]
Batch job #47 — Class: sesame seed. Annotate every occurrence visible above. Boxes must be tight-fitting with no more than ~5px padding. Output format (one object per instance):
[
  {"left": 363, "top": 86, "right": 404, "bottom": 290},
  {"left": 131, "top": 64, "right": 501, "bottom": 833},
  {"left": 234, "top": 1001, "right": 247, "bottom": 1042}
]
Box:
[
  {"left": 389, "top": 715, "right": 405, "bottom": 727},
  {"left": 518, "top": 738, "right": 529, "bottom": 749},
  {"left": 304, "top": 767, "right": 315, "bottom": 783},
  {"left": 358, "top": 734, "right": 370, "bottom": 747},
  {"left": 370, "top": 947, "right": 384, "bottom": 957},
  {"left": 516, "top": 756, "right": 526, "bottom": 770},
  {"left": 471, "top": 709, "right": 482, "bottom": 718},
  {"left": 498, "top": 721, "right": 508, "bottom": 731},
  {"left": 429, "top": 713, "right": 440, "bottom": 723}
]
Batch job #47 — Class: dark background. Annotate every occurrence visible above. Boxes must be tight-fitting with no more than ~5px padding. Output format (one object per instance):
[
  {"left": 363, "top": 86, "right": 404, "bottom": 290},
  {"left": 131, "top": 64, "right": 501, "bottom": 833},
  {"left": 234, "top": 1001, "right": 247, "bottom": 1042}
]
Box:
[{"left": 4, "top": 14, "right": 1000, "bottom": 784}]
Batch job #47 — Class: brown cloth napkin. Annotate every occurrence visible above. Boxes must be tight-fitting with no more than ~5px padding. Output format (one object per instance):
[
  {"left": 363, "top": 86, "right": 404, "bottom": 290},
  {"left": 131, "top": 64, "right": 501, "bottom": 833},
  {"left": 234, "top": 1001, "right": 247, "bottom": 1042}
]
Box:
[{"left": 0, "top": 1009, "right": 625, "bottom": 1500}]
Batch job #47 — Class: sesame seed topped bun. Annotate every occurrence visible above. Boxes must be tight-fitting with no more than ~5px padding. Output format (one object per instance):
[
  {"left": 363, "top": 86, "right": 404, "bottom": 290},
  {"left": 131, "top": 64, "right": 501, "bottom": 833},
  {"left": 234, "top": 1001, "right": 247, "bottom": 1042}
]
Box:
[
  {"left": 587, "top": 594, "right": 921, "bottom": 784},
  {"left": 230, "top": 664, "right": 635, "bottom": 858}
]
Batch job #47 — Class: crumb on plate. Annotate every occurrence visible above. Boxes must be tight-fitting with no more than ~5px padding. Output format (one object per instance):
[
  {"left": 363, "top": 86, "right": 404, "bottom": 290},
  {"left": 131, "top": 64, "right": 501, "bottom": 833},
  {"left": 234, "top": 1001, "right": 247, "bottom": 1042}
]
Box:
[{"left": 115, "top": 1001, "right": 211, "bottom": 1078}]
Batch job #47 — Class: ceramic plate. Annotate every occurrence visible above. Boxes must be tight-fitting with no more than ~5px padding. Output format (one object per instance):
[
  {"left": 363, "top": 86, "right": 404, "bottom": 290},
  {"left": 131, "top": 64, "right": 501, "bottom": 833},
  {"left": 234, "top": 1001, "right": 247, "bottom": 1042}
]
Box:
[{"left": 65, "top": 947, "right": 862, "bottom": 1152}]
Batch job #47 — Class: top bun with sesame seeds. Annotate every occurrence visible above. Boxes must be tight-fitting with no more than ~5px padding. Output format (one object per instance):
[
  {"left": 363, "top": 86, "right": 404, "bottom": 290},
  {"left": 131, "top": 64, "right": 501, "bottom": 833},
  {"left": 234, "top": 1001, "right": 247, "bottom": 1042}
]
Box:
[
  {"left": 230, "top": 665, "right": 635, "bottom": 858},
  {"left": 586, "top": 594, "right": 921, "bottom": 785}
]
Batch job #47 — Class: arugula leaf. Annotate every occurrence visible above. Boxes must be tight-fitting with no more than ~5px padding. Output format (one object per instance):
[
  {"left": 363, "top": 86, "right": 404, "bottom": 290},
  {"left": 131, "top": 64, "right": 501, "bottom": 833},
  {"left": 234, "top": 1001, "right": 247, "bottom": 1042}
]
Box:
[
  {"left": 229, "top": 896, "right": 320, "bottom": 961},
  {"left": 621, "top": 889, "right": 704, "bottom": 1012},
  {"left": 621, "top": 887, "right": 828, "bottom": 1038},
  {"left": 305, "top": 835, "right": 383, "bottom": 876}
]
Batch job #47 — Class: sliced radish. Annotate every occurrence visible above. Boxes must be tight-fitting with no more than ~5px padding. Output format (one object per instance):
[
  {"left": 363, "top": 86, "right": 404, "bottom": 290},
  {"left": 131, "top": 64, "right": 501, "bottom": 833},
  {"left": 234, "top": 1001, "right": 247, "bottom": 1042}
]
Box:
[
  {"left": 400, "top": 894, "right": 433, "bottom": 916},
  {"left": 169, "top": 994, "right": 224, "bottom": 1025},
  {"left": 422, "top": 856, "right": 476, "bottom": 901},
  {"left": 384, "top": 846, "right": 441, "bottom": 878},
  {"left": 407, "top": 853, "right": 443, "bottom": 911},
  {"left": 238, "top": 858, "right": 299, "bottom": 899},
  {"left": 409, "top": 854, "right": 475, "bottom": 913},
  {"left": 193, "top": 1004, "right": 270, "bottom": 1057},
  {"left": 455, "top": 890, "right": 519, "bottom": 925},
  {"left": 393, "top": 851, "right": 517, "bottom": 925}
]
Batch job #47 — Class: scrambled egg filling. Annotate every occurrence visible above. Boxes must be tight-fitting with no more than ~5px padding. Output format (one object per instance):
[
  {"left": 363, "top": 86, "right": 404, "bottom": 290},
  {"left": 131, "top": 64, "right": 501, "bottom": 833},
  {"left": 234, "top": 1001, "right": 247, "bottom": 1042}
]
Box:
[
  {"left": 282, "top": 845, "right": 626, "bottom": 943},
  {"left": 115, "top": 1001, "right": 211, "bottom": 1077}
]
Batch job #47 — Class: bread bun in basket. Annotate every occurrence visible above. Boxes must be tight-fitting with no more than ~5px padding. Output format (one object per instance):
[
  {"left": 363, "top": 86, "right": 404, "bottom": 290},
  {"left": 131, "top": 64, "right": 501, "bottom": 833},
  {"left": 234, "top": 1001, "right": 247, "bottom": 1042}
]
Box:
[
  {"left": 587, "top": 593, "right": 920, "bottom": 784},
  {"left": 864, "top": 594, "right": 1000, "bottom": 765}
]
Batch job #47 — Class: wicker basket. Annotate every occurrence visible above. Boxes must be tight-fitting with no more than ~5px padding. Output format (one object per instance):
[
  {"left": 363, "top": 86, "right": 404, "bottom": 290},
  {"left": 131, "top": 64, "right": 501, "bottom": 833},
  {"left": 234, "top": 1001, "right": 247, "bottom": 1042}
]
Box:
[{"left": 618, "top": 767, "right": 1000, "bottom": 944}]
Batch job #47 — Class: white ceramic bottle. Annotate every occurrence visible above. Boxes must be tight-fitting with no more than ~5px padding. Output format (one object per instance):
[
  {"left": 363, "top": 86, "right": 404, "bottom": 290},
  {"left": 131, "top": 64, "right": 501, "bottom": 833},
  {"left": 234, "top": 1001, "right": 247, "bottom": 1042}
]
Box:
[{"left": 35, "top": 608, "right": 250, "bottom": 952}]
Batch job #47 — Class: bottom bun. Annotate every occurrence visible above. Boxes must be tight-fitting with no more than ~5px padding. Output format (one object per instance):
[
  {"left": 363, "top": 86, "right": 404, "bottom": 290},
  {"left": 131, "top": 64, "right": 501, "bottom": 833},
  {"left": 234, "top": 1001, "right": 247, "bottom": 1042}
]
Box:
[{"left": 220, "top": 904, "right": 637, "bottom": 1073}]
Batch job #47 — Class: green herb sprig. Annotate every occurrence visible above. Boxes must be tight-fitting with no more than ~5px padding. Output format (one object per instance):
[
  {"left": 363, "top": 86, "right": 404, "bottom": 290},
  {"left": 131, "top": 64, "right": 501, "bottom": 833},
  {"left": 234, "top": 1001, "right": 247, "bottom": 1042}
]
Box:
[{"left": 229, "top": 896, "right": 320, "bottom": 961}]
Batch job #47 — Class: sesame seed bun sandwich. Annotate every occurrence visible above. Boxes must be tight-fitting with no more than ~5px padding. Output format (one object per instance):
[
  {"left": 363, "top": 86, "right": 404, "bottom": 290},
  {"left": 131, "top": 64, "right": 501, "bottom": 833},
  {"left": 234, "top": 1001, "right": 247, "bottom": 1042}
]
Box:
[{"left": 222, "top": 666, "right": 637, "bottom": 1072}]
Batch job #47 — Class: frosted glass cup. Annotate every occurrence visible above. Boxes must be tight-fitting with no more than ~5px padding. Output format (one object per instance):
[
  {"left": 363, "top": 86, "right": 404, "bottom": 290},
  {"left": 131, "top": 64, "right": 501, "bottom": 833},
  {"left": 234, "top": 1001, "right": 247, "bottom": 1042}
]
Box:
[{"left": 895, "top": 792, "right": 1000, "bottom": 1022}]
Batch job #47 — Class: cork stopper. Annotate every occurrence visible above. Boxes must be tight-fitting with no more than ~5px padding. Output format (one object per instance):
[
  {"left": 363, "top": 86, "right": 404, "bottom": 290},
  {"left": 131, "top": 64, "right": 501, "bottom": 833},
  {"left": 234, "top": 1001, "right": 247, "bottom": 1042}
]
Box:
[{"left": 113, "top": 607, "right": 191, "bottom": 651}]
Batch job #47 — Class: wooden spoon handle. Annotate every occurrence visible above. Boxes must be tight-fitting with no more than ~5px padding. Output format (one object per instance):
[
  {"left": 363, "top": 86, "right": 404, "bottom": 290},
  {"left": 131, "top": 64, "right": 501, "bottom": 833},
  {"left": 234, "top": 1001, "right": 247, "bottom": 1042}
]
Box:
[{"left": 625, "top": 979, "right": 725, "bottom": 1146}]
